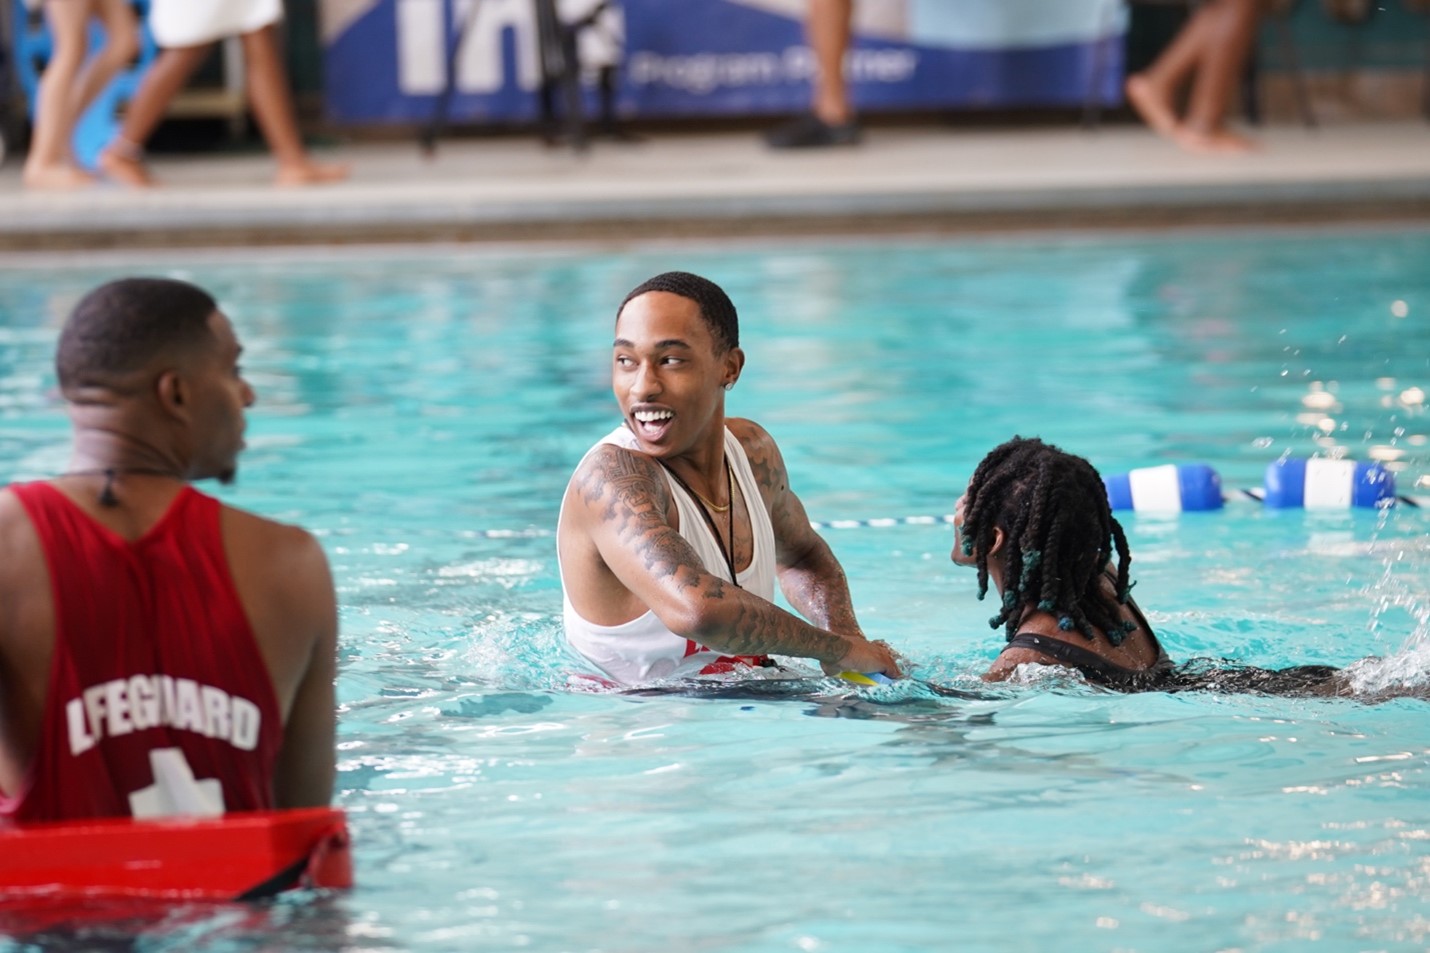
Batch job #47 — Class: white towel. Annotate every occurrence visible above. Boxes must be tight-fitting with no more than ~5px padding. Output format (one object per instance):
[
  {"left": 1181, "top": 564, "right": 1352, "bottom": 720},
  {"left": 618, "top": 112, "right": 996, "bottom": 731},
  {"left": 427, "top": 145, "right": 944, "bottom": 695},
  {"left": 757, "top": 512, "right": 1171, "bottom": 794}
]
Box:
[{"left": 149, "top": 0, "right": 284, "bottom": 48}]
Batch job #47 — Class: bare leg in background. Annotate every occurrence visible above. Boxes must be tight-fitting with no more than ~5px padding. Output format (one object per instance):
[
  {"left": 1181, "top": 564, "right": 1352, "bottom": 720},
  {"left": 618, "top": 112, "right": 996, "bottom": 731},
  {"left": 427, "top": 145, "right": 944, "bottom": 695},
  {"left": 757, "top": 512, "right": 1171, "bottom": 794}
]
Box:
[
  {"left": 24, "top": 0, "right": 139, "bottom": 189},
  {"left": 764, "top": 0, "right": 860, "bottom": 148},
  {"left": 98, "top": 23, "right": 348, "bottom": 187},
  {"left": 1125, "top": 0, "right": 1262, "bottom": 154},
  {"left": 808, "top": 0, "right": 853, "bottom": 127},
  {"left": 240, "top": 24, "right": 348, "bottom": 185}
]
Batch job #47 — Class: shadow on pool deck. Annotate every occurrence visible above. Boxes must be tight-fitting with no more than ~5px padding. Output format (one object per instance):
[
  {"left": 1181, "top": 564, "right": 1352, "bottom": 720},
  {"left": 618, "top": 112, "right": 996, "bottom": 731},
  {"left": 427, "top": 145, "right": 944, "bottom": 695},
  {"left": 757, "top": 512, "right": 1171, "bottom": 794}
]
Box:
[{"left": 2, "top": 119, "right": 1429, "bottom": 250}]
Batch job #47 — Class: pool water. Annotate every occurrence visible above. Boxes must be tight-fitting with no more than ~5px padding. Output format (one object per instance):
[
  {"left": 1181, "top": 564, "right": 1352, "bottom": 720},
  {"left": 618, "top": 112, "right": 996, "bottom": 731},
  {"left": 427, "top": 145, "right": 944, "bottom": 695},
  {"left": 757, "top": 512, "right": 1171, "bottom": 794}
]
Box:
[{"left": 0, "top": 229, "right": 1427, "bottom": 952}]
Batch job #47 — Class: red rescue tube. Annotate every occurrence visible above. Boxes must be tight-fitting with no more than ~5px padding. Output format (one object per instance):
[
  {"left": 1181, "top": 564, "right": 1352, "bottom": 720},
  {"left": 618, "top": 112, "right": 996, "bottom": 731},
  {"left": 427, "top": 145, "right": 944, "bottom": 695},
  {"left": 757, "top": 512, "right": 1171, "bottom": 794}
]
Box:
[{"left": 0, "top": 806, "right": 351, "bottom": 901}]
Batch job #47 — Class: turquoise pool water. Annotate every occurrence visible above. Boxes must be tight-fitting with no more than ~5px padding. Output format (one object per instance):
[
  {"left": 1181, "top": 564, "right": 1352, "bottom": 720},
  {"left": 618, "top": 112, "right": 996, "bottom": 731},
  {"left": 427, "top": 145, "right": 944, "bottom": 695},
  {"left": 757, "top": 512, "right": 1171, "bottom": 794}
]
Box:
[{"left": 0, "top": 229, "right": 1427, "bottom": 951}]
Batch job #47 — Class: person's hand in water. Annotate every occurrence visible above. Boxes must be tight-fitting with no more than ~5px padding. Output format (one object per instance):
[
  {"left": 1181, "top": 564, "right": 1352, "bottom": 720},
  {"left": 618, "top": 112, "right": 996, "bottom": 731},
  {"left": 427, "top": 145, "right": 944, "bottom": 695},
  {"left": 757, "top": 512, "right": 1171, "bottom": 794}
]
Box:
[{"left": 824, "top": 637, "right": 903, "bottom": 679}]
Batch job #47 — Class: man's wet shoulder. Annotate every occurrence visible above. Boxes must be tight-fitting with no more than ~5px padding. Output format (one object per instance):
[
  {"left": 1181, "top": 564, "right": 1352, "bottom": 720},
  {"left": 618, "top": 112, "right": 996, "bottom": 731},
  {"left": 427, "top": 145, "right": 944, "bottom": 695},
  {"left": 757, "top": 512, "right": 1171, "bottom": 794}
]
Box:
[
  {"left": 578, "top": 441, "right": 660, "bottom": 475},
  {"left": 220, "top": 502, "right": 323, "bottom": 553},
  {"left": 726, "top": 416, "right": 775, "bottom": 447},
  {"left": 571, "top": 443, "right": 669, "bottom": 504}
]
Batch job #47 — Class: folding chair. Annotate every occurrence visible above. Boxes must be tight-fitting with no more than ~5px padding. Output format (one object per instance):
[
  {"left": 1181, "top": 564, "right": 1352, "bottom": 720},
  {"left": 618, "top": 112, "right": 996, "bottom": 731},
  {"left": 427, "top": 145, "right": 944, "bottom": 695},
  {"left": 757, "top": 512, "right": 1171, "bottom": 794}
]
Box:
[
  {"left": 535, "top": 0, "right": 626, "bottom": 151},
  {"left": 423, "top": 0, "right": 623, "bottom": 156},
  {"left": 533, "top": 0, "right": 585, "bottom": 149}
]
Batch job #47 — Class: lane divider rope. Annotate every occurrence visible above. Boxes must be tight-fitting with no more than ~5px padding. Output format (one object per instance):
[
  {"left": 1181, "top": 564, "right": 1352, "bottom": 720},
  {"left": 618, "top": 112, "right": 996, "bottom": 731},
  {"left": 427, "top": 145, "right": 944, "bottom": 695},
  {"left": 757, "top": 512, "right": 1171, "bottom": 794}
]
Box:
[
  {"left": 467, "top": 492, "right": 1425, "bottom": 539},
  {"left": 468, "top": 455, "right": 1425, "bottom": 537}
]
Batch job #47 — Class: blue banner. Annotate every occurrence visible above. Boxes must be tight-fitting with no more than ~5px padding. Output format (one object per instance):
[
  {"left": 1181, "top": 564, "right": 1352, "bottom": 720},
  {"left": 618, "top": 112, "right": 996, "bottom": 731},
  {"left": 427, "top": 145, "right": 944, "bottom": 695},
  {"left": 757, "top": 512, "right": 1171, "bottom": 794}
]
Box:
[{"left": 319, "top": 0, "right": 1126, "bottom": 125}]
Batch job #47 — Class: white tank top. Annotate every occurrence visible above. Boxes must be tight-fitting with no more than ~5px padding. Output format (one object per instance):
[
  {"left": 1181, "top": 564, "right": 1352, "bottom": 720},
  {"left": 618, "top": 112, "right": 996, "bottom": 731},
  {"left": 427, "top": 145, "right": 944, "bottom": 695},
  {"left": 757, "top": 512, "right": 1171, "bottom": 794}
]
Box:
[{"left": 559, "top": 426, "right": 776, "bottom": 685}]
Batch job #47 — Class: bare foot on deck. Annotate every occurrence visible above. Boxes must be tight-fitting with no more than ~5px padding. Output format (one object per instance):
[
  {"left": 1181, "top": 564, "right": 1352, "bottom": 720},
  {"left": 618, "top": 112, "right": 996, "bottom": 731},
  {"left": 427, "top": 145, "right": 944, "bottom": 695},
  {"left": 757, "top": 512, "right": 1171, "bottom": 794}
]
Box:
[
  {"left": 1125, "top": 73, "right": 1180, "bottom": 141},
  {"left": 22, "top": 163, "right": 98, "bottom": 190},
  {"left": 274, "top": 161, "right": 350, "bottom": 187},
  {"left": 1172, "top": 126, "right": 1259, "bottom": 156},
  {"left": 97, "top": 146, "right": 154, "bottom": 188}
]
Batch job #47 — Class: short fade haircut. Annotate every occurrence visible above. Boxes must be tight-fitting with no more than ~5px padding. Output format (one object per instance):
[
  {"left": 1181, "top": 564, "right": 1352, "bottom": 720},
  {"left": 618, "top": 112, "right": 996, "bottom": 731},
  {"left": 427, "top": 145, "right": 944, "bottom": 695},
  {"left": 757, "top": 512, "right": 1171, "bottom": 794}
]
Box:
[
  {"left": 56, "top": 277, "right": 218, "bottom": 392},
  {"left": 617, "top": 271, "right": 739, "bottom": 353}
]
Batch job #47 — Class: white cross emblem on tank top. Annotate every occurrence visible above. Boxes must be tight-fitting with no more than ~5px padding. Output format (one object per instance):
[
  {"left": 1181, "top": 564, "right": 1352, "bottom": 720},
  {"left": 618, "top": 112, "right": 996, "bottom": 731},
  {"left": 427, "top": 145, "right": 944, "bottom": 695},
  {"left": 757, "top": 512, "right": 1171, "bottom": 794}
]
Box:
[{"left": 127, "top": 748, "right": 226, "bottom": 818}]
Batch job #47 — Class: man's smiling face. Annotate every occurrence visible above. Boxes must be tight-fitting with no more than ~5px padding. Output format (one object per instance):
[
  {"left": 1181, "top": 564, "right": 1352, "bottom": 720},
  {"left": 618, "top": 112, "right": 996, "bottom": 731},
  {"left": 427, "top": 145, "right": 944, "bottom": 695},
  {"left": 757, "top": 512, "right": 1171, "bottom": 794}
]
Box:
[{"left": 612, "top": 291, "right": 739, "bottom": 459}]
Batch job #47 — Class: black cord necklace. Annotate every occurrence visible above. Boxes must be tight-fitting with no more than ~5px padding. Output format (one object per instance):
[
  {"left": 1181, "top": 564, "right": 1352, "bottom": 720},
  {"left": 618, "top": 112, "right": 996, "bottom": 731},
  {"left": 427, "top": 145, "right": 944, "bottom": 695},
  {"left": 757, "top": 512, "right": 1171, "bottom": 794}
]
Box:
[
  {"left": 660, "top": 458, "right": 741, "bottom": 589},
  {"left": 61, "top": 467, "right": 182, "bottom": 507}
]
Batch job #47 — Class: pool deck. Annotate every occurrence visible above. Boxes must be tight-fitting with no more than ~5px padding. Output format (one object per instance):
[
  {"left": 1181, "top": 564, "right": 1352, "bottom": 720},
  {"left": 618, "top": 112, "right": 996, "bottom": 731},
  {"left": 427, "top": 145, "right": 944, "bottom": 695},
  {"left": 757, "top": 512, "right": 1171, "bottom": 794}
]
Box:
[{"left": 2, "top": 118, "right": 1430, "bottom": 250}]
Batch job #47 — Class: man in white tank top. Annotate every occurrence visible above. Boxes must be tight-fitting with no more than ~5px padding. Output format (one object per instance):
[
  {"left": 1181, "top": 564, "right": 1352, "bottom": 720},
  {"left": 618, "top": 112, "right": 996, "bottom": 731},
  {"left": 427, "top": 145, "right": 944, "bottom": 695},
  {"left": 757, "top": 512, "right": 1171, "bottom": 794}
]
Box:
[{"left": 557, "top": 272, "right": 902, "bottom": 685}]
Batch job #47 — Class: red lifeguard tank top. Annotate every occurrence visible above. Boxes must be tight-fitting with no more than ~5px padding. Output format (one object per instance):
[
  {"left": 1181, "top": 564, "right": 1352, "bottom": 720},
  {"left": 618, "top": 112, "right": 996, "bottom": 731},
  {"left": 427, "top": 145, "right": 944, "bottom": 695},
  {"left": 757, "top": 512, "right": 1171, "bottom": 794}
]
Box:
[{"left": 1, "top": 483, "right": 283, "bottom": 823}]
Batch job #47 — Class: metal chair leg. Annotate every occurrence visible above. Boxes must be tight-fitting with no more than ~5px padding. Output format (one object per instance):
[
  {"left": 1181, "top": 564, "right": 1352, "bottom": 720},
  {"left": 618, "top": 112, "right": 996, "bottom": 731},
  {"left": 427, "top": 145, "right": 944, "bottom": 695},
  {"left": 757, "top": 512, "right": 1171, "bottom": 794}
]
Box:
[
  {"left": 534, "top": 0, "right": 588, "bottom": 152},
  {"left": 420, "top": 0, "right": 482, "bottom": 157},
  {"left": 1423, "top": 19, "right": 1430, "bottom": 122},
  {"left": 1273, "top": 12, "right": 1317, "bottom": 128},
  {"left": 1081, "top": 0, "right": 1118, "bottom": 131},
  {"left": 1241, "top": 42, "right": 1261, "bottom": 124}
]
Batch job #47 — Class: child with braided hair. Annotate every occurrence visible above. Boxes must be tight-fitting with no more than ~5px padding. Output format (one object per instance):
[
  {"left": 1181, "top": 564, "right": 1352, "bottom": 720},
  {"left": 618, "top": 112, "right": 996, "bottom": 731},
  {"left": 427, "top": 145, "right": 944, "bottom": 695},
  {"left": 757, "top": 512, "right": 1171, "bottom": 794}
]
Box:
[
  {"left": 949, "top": 437, "right": 1430, "bottom": 699},
  {"left": 951, "top": 436, "right": 1174, "bottom": 688}
]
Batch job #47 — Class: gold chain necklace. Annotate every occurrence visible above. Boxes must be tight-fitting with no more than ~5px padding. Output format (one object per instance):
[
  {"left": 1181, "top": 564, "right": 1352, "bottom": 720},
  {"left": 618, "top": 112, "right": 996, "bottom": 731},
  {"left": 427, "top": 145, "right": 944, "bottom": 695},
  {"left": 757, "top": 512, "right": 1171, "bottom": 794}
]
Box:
[{"left": 659, "top": 459, "right": 741, "bottom": 588}]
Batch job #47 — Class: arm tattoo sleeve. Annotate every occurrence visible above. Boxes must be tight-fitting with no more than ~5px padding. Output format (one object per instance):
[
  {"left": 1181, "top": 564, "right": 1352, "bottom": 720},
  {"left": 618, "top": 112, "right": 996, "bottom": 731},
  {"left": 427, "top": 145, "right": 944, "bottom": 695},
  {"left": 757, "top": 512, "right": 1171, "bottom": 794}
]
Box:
[
  {"left": 577, "top": 445, "right": 850, "bottom": 662},
  {"left": 739, "top": 425, "right": 866, "bottom": 640}
]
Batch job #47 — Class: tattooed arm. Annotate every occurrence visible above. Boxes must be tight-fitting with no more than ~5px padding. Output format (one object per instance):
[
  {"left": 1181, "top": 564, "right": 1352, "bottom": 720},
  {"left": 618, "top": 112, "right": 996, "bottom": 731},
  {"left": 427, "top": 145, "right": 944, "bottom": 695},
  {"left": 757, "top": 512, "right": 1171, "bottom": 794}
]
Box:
[
  {"left": 730, "top": 419, "right": 869, "bottom": 642},
  {"left": 565, "top": 443, "right": 897, "bottom": 675}
]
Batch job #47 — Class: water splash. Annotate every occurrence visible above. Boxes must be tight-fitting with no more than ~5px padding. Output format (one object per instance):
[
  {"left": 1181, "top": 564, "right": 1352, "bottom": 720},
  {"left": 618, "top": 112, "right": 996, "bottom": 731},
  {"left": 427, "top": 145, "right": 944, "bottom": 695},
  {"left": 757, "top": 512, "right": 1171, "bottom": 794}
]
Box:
[{"left": 1351, "top": 527, "right": 1430, "bottom": 695}]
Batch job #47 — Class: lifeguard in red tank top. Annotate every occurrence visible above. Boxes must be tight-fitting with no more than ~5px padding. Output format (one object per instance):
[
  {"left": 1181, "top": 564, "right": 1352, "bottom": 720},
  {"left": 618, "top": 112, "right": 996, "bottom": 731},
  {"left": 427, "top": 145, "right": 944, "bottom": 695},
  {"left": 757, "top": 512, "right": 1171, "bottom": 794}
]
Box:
[{"left": 0, "top": 482, "right": 283, "bottom": 823}]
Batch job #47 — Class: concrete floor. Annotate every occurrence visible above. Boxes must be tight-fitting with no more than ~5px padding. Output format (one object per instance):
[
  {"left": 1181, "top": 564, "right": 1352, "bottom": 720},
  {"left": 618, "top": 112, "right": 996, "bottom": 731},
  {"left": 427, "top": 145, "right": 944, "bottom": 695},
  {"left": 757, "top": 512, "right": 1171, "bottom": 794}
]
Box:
[{"left": 1, "top": 118, "right": 1429, "bottom": 250}]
